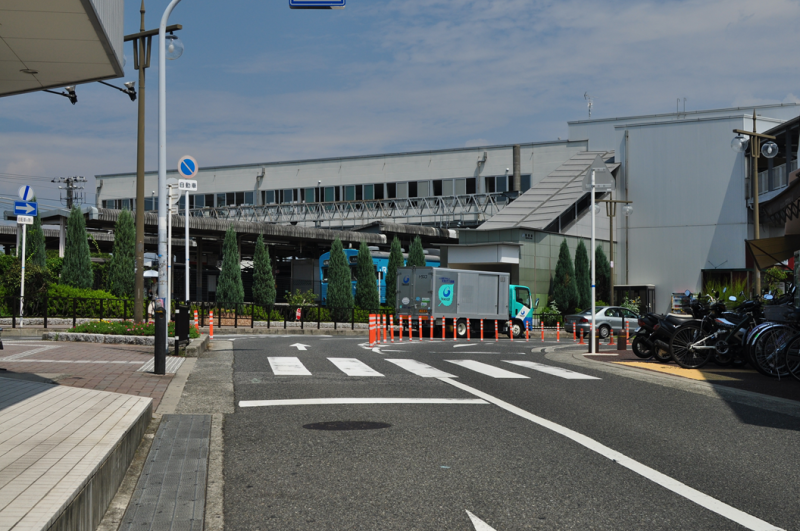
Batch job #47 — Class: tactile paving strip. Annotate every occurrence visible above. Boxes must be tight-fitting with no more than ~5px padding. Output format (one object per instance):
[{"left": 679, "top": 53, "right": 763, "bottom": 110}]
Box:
[{"left": 120, "top": 414, "right": 211, "bottom": 531}]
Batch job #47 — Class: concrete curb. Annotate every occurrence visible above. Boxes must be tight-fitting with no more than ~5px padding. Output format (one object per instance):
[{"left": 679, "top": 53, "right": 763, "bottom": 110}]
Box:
[
  {"left": 42, "top": 332, "right": 157, "bottom": 345},
  {"left": 184, "top": 335, "right": 210, "bottom": 357}
]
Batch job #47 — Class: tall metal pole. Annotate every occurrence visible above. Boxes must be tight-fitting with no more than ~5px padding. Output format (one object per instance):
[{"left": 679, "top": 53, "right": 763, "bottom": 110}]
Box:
[
  {"left": 752, "top": 110, "right": 761, "bottom": 296},
  {"left": 185, "top": 189, "right": 190, "bottom": 302},
  {"left": 591, "top": 170, "right": 596, "bottom": 355},
  {"left": 608, "top": 196, "right": 615, "bottom": 306},
  {"left": 19, "top": 224, "right": 26, "bottom": 328},
  {"left": 134, "top": 1, "right": 148, "bottom": 323},
  {"left": 158, "top": 0, "right": 182, "bottom": 329}
]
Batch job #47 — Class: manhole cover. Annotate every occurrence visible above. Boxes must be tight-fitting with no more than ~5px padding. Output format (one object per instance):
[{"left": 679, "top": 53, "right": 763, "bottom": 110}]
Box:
[{"left": 302, "top": 421, "right": 391, "bottom": 431}]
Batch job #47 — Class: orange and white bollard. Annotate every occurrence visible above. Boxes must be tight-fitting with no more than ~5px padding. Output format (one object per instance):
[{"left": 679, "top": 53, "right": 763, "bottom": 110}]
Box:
[
  {"left": 390, "top": 315, "right": 395, "bottom": 343},
  {"left": 573, "top": 326, "right": 577, "bottom": 342},
  {"left": 480, "top": 319, "right": 484, "bottom": 341},
  {"left": 626, "top": 321, "right": 630, "bottom": 341},
  {"left": 430, "top": 318, "right": 434, "bottom": 341},
  {"left": 579, "top": 328, "right": 585, "bottom": 345},
  {"left": 442, "top": 317, "right": 446, "bottom": 341},
  {"left": 399, "top": 315, "right": 404, "bottom": 342},
  {"left": 556, "top": 322, "right": 560, "bottom": 342},
  {"left": 368, "top": 314, "right": 375, "bottom": 346},
  {"left": 383, "top": 315, "right": 388, "bottom": 343},
  {"left": 525, "top": 320, "right": 529, "bottom": 342},
  {"left": 454, "top": 317, "right": 458, "bottom": 341},
  {"left": 209, "top": 310, "right": 214, "bottom": 339},
  {"left": 509, "top": 320, "right": 514, "bottom": 342},
  {"left": 193, "top": 309, "right": 199, "bottom": 331},
  {"left": 541, "top": 321, "right": 544, "bottom": 341},
  {"left": 408, "top": 316, "right": 413, "bottom": 341},
  {"left": 466, "top": 318, "right": 471, "bottom": 341},
  {"left": 419, "top": 318, "right": 423, "bottom": 342},
  {"left": 495, "top": 320, "right": 499, "bottom": 341}
]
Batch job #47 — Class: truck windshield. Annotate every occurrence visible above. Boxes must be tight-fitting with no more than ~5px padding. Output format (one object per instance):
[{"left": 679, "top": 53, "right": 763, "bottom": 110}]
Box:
[{"left": 515, "top": 287, "right": 531, "bottom": 308}]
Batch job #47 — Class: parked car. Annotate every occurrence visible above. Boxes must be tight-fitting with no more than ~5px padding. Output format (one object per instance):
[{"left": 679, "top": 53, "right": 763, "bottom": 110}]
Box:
[{"left": 563, "top": 306, "right": 639, "bottom": 338}]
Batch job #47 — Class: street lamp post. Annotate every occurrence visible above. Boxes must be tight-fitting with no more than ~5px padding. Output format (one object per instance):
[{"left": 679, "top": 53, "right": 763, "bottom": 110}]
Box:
[
  {"left": 597, "top": 195, "right": 633, "bottom": 306},
  {"left": 731, "top": 110, "right": 778, "bottom": 296},
  {"left": 124, "top": 1, "right": 182, "bottom": 323}
]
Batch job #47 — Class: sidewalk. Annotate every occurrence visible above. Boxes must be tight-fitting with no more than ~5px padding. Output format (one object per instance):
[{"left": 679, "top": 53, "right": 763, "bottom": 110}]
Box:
[{"left": 0, "top": 340, "right": 186, "bottom": 531}]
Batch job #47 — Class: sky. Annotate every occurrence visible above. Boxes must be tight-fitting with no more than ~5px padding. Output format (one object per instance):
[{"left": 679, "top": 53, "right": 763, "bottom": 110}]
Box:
[{"left": 1, "top": 0, "right": 799, "bottom": 212}]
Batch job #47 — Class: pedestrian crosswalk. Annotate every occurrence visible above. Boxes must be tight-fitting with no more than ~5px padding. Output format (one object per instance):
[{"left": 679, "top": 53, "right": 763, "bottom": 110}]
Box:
[{"left": 261, "top": 357, "right": 598, "bottom": 381}]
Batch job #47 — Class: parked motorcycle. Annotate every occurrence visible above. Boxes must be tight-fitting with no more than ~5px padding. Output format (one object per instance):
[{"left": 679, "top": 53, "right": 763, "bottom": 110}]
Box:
[{"left": 631, "top": 290, "right": 698, "bottom": 362}]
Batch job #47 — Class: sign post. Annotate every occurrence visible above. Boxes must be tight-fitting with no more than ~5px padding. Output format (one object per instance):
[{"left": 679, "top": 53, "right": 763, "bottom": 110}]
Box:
[
  {"left": 177, "top": 156, "right": 198, "bottom": 303},
  {"left": 582, "top": 155, "right": 615, "bottom": 355},
  {"left": 166, "top": 179, "right": 180, "bottom": 319},
  {"left": 16, "top": 186, "right": 36, "bottom": 328}
]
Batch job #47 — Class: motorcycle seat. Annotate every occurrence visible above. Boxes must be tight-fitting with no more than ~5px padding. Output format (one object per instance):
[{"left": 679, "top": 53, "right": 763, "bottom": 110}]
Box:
[{"left": 665, "top": 313, "right": 693, "bottom": 325}]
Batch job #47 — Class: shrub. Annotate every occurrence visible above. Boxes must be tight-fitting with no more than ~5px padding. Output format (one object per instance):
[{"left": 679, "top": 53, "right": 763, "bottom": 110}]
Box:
[
  {"left": 406, "top": 236, "right": 425, "bottom": 267},
  {"left": 385, "top": 237, "right": 404, "bottom": 308},
  {"left": 355, "top": 240, "right": 379, "bottom": 311},
  {"left": 61, "top": 207, "right": 93, "bottom": 289},
  {"left": 68, "top": 320, "right": 199, "bottom": 338},
  {"left": 326, "top": 238, "right": 353, "bottom": 322},
  {"left": 252, "top": 234, "right": 276, "bottom": 307},
  {"left": 107, "top": 210, "right": 135, "bottom": 298},
  {"left": 553, "top": 240, "right": 578, "bottom": 313},
  {"left": 217, "top": 227, "right": 244, "bottom": 305}
]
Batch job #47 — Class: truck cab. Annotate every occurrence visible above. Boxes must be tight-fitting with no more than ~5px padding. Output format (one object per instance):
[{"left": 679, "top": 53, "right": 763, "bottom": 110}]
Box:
[{"left": 509, "top": 285, "right": 535, "bottom": 337}]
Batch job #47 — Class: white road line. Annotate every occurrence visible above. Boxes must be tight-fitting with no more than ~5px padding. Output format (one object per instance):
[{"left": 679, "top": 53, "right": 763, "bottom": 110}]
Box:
[
  {"left": 385, "top": 359, "right": 458, "bottom": 378},
  {"left": 239, "top": 397, "right": 488, "bottom": 407},
  {"left": 446, "top": 360, "right": 529, "bottom": 379},
  {"left": 440, "top": 378, "right": 784, "bottom": 531},
  {"left": 466, "top": 510, "right": 497, "bottom": 531},
  {"left": 504, "top": 360, "right": 600, "bottom": 380},
  {"left": 455, "top": 343, "right": 493, "bottom": 348},
  {"left": 0, "top": 345, "right": 60, "bottom": 361},
  {"left": 268, "top": 357, "right": 312, "bottom": 376},
  {"left": 328, "top": 358, "right": 384, "bottom": 377},
  {"left": 0, "top": 359, "right": 142, "bottom": 364},
  {"left": 138, "top": 357, "right": 185, "bottom": 373}
]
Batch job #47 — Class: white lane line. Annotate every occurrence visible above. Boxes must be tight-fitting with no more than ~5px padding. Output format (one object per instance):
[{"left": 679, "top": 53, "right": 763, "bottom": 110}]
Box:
[
  {"left": 138, "top": 357, "right": 185, "bottom": 373},
  {"left": 466, "top": 510, "right": 497, "bottom": 531},
  {"left": 239, "top": 398, "right": 488, "bottom": 407},
  {"left": 268, "top": 357, "right": 312, "bottom": 376},
  {"left": 385, "top": 359, "right": 458, "bottom": 378},
  {"left": 440, "top": 378, "right": 784, "bottom": 531},
  {"left": 328, "top": 358, "right": 383, "bottom": 377},
  {"left": 455, "top": 343, "right": 493, "bottom": 349},
  {"left": 0, "top": 345, "right": 60, "bottom": 361},
  {"left": 446, "top": 360, "right": 529, "bottom": 379},
  {"left": 504, "top": 360, "right": 600, "bottom": 380},
  {"left": 0, "top": 359, "right": 142, "bottom": 364}
]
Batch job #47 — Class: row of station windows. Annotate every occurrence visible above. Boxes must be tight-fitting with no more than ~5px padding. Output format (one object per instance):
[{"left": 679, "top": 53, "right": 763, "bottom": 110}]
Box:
[{"left": 102, "top": 175, "right": 532, "bottom": 210}]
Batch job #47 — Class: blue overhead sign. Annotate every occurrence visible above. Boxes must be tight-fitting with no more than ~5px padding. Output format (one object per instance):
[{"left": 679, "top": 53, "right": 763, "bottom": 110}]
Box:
[
  {"left": 14, "top": 201, "right": 37, "bottom": 217},
  {"left": 289, "top": 0, "right": 345, "bottom": 8}
]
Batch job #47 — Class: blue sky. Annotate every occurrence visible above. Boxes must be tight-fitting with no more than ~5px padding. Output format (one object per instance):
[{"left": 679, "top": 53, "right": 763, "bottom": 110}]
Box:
[{"left": 1, "top": 0, "right": 799, "bottom": 210}]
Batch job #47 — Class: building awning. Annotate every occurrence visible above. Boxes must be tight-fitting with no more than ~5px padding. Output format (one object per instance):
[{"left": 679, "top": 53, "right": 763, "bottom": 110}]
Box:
[{"left": 745, "top": 235, "right": 800, "bottom": 270}]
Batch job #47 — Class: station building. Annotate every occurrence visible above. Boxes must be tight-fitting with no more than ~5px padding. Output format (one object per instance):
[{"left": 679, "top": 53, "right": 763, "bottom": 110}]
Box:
[{"left": 94, "top": 103, "right": 800, "bottom": 311}]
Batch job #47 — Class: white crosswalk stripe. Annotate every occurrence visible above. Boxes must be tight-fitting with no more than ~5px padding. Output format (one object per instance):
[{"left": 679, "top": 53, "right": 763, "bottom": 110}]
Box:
[
  {"left": 445, "top": 360, "right": 529, "bottom": 378},
  {"left": 329, "top": 358, "right": 384, "bottom": 376},
  {"left": 385, "top": 359, "right": 458, "bottom": 378},
  {"left": 268, "top": 357, "right": 312, "bottom": 376},
  {"left": 503, "top": 360, "right": 600, "bottom": 380}
]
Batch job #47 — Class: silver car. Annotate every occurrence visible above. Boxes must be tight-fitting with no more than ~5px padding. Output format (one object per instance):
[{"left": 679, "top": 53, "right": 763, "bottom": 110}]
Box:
[{"left": 563, "top": 306, "right": 639, "bottom": 339}]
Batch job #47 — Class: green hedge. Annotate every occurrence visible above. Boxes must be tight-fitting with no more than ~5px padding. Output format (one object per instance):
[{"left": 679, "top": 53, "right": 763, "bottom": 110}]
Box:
[
  {"left": 68, "top": 320, "right": 199, "bottom": 338},
  {"left": 46, "top": 284, "right": 133, "bottom": 319}
]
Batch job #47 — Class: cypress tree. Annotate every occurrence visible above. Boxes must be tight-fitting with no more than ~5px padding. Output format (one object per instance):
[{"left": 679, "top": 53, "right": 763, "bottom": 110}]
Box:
[
  {"left": 553, "top": 239, "right": 579, "bottom": 313},
  {"left": 216, "top": 227, "right": 244, "bottom": 305},
  {"left": 406, "top": 236, "right": 425, "bottom": 267},
  {"left": 354, "top": 240, "right": 379, "bottom": 311},
  {"left": 574, "top": 240, "right": 590, "bottom": 310},
  {"left": 27, "top": 207, "right": 46, "bottom": 269},
  {"left": 385, "top": 236, "right": 404, "bottom": 308},
  {"left": 107, "top": 209, "right": 135, "bottom": 297},
  {"left": 61, "top": 207, "right": 93, "bottom": 289},
  {"left": 595, "top": 245, "right": 611, "bottom": 303},
  {"left": 326, "top": 237, "right": 353, "bottom": 321},
  {"left": 252, "top": 234, "right": 276, "bottom": 307}
]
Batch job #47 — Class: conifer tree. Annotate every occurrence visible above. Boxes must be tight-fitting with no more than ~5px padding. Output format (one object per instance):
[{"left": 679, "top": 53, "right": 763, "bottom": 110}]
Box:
[
  {"left": 354, "top": 240, "right": 379, "bottom": 311},
  {"left": 107, "top": 209, "right": 135, "bottom": 297},
  {"left": 61, "top": 207, "right": 93, "bottom": 289},
  {"left": 27, "top": 206, "right": 46, "bottom": 269},
  {"left": 553, "top": 239, "right": 579, "bottom": 313},
  {"left": 385, "top": 237, "right": 404, "bottom": 308},
  {"left": 326, "top": 237, "right": 353, "bottom": 321},
  {"left": 406, "top": 236, "right": 425, "bottom": 267},
  {"left": 574, "top": 240, "right": 591, "bottom": 310},
  {"left": 252, "top": 234, "right": 276, "bottom": 307},
  {"left": 595, "top": 245, "right": 612, "bottom": 303},
  {"left": 216, "top": 227, "right": 244, "bottom": 305}
]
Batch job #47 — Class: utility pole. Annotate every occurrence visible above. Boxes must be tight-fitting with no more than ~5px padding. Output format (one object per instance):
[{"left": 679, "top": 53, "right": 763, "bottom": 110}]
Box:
[{"left": 51, "top": 176, "right": 87, "bottom": 209}]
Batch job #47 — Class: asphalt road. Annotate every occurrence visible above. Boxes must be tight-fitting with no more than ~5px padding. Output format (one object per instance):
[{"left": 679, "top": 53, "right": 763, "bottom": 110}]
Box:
[{"left": 222, "top": 334, "right": 800, "bottom": 530}]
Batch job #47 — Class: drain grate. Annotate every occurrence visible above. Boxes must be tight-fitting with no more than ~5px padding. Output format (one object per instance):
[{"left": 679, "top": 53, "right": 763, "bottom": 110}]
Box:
[{"left": 303, "top": 421, "right": 391, "bottom": 431}]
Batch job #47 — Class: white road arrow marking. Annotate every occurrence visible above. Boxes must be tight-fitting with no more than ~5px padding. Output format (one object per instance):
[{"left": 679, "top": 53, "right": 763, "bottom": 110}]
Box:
[
  {"left": 290, "top": 343, "right": 310, "bottom": 351},
  {"left": 455, "top": 343, "right": 492, "bottom": 348},
  {"left": 466, "top": 510, "right": 497, "bottom": 530}
]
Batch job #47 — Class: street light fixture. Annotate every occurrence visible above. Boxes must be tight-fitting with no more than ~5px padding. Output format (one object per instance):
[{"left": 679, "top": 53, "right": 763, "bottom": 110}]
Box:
[
  {"left": 44, "top": 86, "right": 78, "bottom": 105},
  {"left": 597, "top": 196, "right": 633, "bottom": 305},
  {"left": 731, "top": 110, "right": 777, "bottom": 296},
  {"left": 165, "top": 32, "right": 184, "bottom": 60},
  {"left": 124, "top": 1, "right": 182, "bottom": 324},
  {"left": 98, "top": 80, "right": 137, "bottom": 101}
]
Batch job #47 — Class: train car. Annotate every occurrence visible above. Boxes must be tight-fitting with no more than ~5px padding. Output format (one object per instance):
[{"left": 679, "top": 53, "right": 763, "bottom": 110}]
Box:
[{"left": 319, "top": 249, "right": 440, "bottom": 305}]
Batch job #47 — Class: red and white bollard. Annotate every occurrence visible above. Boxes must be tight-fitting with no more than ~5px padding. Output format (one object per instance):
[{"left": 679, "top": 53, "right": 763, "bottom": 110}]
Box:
[
  {"left": 525, "top": 320, "right": 529, "bottom": 342},
  {"left": 454, "top": 317, "right": 458, "bottom": 341},
  {"left": 541, "top": 321, "right": 545, "bottom": 341},
  {"left": 193, "top": 309, "right": 199, "bottom": 332},
  {"left": 466, "top": 318, "right": 471, "bottom": 341},
  {"left": 556, "top": 322, "right": 560, "bottom": 342},
  {"left": 442, "top": 317, "right": 447, "bottom": 341},
  {"left": 209, "top": 310, "right": 214, "bottom": 340},
  {"left": 430, "top": 318, "right": 434, "bottom": 341},
  {"left": 495, "top": 320, "right": 499, "bottom": 342},
  {"left": 408, "top": 316, "right": 413, "bottom": 341},
  {"left": 399, "top": 315, "right": 404, "bottom": 342},
  {"left": 480, "top": 320, "right": 484, "bottom": 341},
  {"left": 390, "top": 315, "right": 395, "bottom": 343},
  {"left": 509, "top": 320, "right": 514, "bottom": 342},
  {"left": 419, "top": 318, "right": 423, "bottom": 342}
]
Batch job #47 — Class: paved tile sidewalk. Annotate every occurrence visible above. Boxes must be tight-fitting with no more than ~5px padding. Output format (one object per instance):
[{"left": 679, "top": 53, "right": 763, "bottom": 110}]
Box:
[{"left": 0, "top": 341, "right": 175, "bottom": 410}]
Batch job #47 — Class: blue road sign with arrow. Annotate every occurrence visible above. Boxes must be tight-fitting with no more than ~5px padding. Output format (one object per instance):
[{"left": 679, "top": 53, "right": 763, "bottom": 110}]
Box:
[{"left": 15, "top": 201, "right": 37, "bottom": 217}]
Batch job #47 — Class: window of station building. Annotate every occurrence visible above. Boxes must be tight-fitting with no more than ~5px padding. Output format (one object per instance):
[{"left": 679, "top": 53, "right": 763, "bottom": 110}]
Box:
[
  {"left": 364, "top": 184, "right": 374, "bottom": 200},
  {"left": 433, "top": 180, "right": 443, "bottom": 196},
  {"left": 344, "top": 185, "right": 355, "bottom": 201},
  {"left": 262, "top": 190, "right": 276, "bottom": 205},
  {"left": 466, "top": 177, "right": 476, "bottom": 194},
  {"left": 443, "top": 179, "right": 454, "bottom": 196},
  {"left": 244, "top": 191, "right": 254, "bottom": 205},
  {"left": 495, "top": 176, "right": 507, "bottom": 193},
  {"left": 279, "top": 189, "right": 295, "bottom": 204},
  {"left": 484, "top": 176, "right": 495, "bottom": 193},
  {"left": 396, "top": 182, "right": 408, "bottom": 199},
  {"left": 355, "top": 184, "right": 363, "bottom": 201},
  {"left": 455, "top": 178, "right": 467, "bottom": 196},
  {"left": 417, "top": 180, "right": 430, "bottom": 197},
  {"left": 386, "top": 183, "right": 396, "bottom": 199},
  {"left": 324, "top": 186, "right": 335, "bottom": 202},
  {"left": 144, "top": 197, "right": 158, "bottom": 211},
  {"left": 408, "top": 181, "right": 417, "bottom": 198},
  {"left": 374, "top": 183, "right": 384, "bottom": 199},
  {"left": 520, "top": 174, "right": 531, "bottom": 192},
  {"left": 216, "top": 193, "right": 226, "bottom": 207},
  {"left": 178, "top": 195, "right": 185, "bottom": 210}
]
